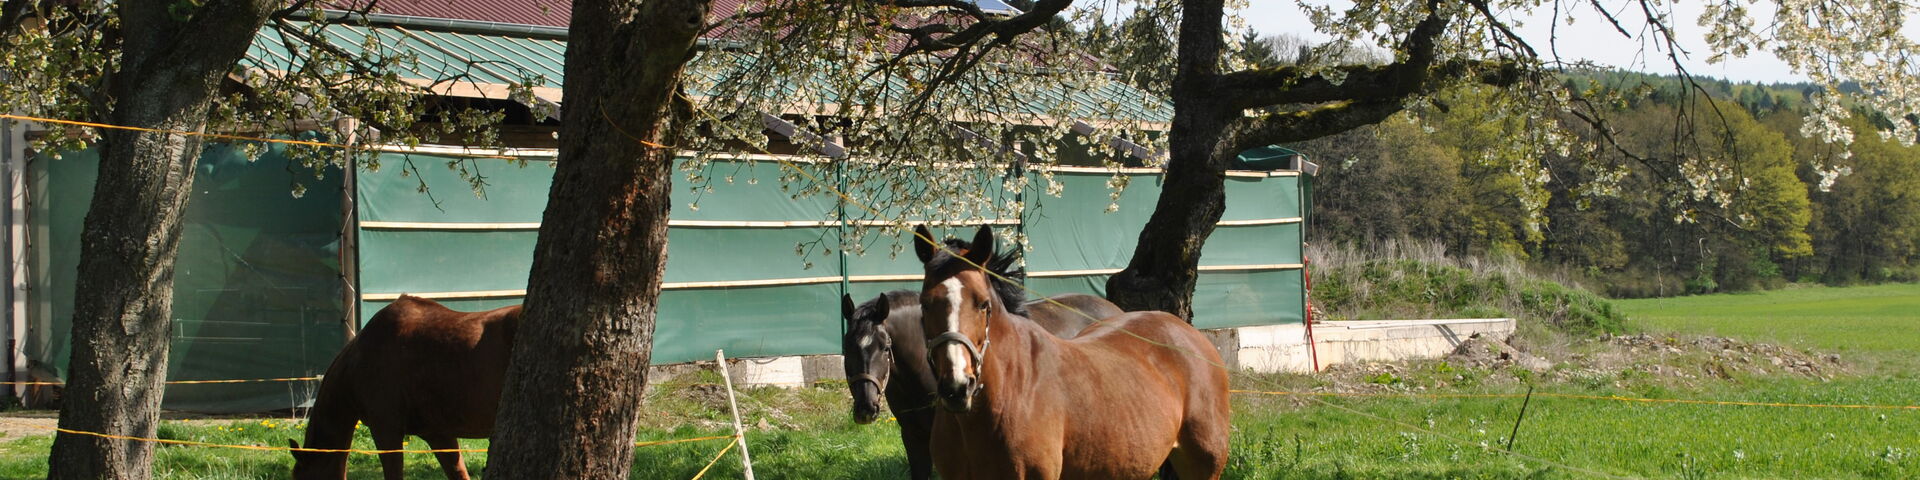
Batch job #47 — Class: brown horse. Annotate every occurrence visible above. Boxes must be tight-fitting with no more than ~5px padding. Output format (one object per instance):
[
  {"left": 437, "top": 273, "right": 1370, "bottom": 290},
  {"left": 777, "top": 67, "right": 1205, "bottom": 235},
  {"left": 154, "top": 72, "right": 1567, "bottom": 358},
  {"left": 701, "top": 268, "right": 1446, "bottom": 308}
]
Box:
[
  {"left": 289, "top": 295, "right": 519, "bottom": 480},
  {"left": 842, "top": 281, "right": 1120, "bottom": 480},
  {"left": 912, "top": 225, "right": 1231, "bottom": 480}
]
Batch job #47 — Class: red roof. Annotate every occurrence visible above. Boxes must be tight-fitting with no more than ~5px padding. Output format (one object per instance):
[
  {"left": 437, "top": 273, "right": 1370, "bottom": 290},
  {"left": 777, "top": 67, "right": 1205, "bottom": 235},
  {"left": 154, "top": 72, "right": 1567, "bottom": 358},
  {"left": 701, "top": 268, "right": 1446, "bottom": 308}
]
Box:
[
  {"left": 342, "top": 0, "right": 572, "bottom": 27},
  {"left": 339, "top": 0, "right": 754, "bottom": 29}
]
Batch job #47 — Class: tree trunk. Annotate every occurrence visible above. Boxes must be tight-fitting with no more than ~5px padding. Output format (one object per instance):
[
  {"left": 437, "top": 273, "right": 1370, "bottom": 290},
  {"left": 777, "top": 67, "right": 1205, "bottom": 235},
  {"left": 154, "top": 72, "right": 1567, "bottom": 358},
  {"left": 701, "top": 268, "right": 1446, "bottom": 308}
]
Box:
[
  {"left": 46, "top": 3, "right": 273, "bottom": 479},
  {"left": 1106, "top": 0, "right": 1233, "bottom": 321},
  {"left": 485, "top": 0, "right": 709, "bottom": 477}
]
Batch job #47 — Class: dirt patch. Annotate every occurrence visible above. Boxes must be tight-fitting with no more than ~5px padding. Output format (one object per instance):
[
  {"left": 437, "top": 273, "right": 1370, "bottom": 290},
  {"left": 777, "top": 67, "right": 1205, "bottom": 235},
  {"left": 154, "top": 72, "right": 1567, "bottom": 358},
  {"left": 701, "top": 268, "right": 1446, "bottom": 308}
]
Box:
[
  {"left": 0, "top": 412, "right": 58, "bottom": 440},
  {"left": 1597, "top": 333, "right": 1843, "bottom": 380},
  {"left": 1288, "top": 332, "right": 1846, "bottom": 394},
  {"left": 1445, "top": 333, "right": 1554, "bottom": 372}
]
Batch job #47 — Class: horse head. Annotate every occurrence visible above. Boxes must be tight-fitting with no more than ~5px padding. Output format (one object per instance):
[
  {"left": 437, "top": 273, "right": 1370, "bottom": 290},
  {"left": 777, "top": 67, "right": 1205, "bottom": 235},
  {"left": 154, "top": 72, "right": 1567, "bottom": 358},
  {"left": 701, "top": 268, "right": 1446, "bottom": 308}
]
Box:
[
  {"left": 913, "top": 225, "right": 1004, "bottom": 413},
  {"left": 840, "top": 293, "right": 896, "bottom": 424},
  {"left": 287, "top": 438, "right": 346, "bottom": 479}
]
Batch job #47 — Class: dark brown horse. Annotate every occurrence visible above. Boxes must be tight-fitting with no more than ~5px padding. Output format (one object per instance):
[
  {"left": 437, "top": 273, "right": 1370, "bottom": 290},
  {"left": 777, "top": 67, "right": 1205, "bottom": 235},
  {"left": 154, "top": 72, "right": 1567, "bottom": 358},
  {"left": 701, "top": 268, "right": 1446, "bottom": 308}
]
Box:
[
  {"left": 289, "top": 295, "right": 518, "bottom": 480},
  {"left": 842, "top": 274, "right": 1121, "bottom": 480},
  {"left": 912, "top": 225, "right": 1231, "bottom": 480}
]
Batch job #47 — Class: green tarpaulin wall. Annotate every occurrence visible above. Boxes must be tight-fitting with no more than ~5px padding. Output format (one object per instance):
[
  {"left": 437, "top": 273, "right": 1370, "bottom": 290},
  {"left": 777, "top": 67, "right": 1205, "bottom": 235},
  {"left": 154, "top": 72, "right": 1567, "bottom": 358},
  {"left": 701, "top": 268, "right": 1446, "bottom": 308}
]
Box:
[
  {"left": 28, "top": 145, "right": 347, "bottom": 413},
  {"left": 355, "top": 152, "right": 1307, "bottom": 365},
  {"left": 28, "top": 147, "right": 1306, "bottom": 413}
]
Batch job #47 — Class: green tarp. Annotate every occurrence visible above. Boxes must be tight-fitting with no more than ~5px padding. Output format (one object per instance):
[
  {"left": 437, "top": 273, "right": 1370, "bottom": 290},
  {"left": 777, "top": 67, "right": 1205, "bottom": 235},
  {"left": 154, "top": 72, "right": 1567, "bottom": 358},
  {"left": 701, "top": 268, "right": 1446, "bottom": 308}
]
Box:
[
  {"left": 28, "top": 147, "right": 1306, "bottom": 412},
  {"left": 28, "top": 145, "right": 346, "bottom": 413},
  {"left": 356, "top": 153, "right": 1307, "bottom": 363}
]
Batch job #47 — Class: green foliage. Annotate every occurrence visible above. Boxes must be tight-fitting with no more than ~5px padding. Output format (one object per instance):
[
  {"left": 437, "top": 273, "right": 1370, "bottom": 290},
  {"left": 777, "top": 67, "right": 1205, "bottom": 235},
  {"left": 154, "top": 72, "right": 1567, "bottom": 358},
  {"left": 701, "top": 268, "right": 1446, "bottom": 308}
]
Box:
[
  {"left": 1312, "top": 251, "right": 1627, "bottom": 336},
  {"left": 1297, "top": 69, "right": 1920, "bottom": 297}
]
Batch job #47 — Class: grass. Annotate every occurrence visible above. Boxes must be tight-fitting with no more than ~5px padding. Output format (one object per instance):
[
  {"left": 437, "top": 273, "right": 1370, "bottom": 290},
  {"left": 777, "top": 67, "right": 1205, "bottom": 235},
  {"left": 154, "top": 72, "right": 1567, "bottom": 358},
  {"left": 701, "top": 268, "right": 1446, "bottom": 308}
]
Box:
[
  {"left": 1, "top": 283, "right": 1915, "bottom": 478},
  {"left": 3, "top": 375, "right": 1913, "bottom": 479},
  {"left": 1613, "top": 283, "right": 1920, "bottom": 356},
  {"left": 1226, "top": 377, "right": 1919, "bottom": 479}
]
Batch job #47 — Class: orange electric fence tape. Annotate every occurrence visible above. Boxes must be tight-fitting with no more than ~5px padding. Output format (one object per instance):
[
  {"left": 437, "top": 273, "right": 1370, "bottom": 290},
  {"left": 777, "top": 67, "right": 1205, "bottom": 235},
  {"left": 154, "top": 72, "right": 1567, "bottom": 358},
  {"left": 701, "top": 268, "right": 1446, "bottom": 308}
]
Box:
[
  {"left": 0, "top": 419, "right": 731, "bottom": 455},
  {"left": 688, "top": 435, "right": 741, "bottom": 480},
  {"left": 0, "top": 113, "right": 669, "bottom": 156},
  {"left": 0, "top": 376, "right": 321, "bottom": 386},
  {"left": 1230, "top": 389, "right": 1920, "bottom": 410}
]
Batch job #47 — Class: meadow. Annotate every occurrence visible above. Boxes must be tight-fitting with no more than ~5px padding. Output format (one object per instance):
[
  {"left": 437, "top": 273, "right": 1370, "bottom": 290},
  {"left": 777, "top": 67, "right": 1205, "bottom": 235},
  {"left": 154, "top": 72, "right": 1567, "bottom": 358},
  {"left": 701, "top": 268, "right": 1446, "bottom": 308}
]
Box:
[
  {"left": 1, "top": 283, "right": 1915, "bottom": 479},
  {"left": 1613, "top": 283, "right": 1920, "bottom": 359}
]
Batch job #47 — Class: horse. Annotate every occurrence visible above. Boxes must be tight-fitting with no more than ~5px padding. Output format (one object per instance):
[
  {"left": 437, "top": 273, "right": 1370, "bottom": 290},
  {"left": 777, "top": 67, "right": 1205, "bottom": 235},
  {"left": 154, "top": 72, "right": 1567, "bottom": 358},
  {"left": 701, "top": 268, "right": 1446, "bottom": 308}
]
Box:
[
  {"left": 841, "top": 244, "right": 1122, "bottom": 480},
  {"left": 289, "top": 295, "right": 519, "bottom": 480},
  {"left": 911, "top": 225, "right": 1231, "bottom": 480}
]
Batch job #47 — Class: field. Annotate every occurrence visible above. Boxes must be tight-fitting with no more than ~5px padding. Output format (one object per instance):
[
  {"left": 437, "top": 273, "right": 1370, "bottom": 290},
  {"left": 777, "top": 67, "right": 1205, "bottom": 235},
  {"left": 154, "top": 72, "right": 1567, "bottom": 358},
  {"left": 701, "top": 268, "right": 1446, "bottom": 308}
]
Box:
[
  {"left": 1, "top": 284, "right": 1916, "bottom": 478},
  {"left": 1613, "top": 283, "right": 1920, "bottom": 358}
]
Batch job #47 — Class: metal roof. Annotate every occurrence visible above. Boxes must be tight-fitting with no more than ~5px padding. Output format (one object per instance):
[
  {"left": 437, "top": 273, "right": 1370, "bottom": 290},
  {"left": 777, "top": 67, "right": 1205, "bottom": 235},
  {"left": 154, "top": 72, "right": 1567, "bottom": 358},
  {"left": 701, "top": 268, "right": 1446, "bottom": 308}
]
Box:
[{"left": 243, "top": 16, "right": 1172, "bottom": 127}]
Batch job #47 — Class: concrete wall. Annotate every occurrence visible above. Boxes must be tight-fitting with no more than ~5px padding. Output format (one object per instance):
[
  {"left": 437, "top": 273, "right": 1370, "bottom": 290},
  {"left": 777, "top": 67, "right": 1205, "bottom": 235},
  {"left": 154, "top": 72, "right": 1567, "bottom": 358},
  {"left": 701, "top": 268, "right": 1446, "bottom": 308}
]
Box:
[
  {"left": 727, "top": 318, "right": 1516, "bottom": 387},
  {"left": 1228, "top": 318, "right": 1514, "bottom": 373}
]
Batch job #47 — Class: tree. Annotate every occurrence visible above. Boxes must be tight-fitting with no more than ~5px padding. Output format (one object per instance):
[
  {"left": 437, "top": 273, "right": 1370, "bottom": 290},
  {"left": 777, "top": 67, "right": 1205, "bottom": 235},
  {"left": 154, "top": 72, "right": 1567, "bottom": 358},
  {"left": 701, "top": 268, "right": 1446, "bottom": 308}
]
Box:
[
  {"left": 669, "top": 0, "right": 1916, "bottom": 320},
  {"left": 29, "top": 5, "right": 279, "bottom": 477},
  {"left": 1774, "top": 112, "right": 1920, "bottom": 283},
  {"left": 2, "top": 3, "right": 514, "bottom": 476},
  {"left": 483, "top": 0, "right": 711, "bottom": 477}
]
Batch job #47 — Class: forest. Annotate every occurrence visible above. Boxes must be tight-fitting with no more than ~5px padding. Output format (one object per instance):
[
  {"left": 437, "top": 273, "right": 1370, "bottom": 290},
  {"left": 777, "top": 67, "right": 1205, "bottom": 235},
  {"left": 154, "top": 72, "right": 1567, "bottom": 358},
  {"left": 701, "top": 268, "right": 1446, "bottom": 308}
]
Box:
[{"left": 1291, "top": 71, "right": 1920, "bottom": 297}]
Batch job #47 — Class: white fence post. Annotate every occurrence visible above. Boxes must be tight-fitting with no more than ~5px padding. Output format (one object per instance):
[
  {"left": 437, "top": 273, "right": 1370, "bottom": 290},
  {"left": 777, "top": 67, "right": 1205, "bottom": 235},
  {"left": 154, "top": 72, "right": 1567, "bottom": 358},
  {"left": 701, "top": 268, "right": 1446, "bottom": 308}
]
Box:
[{"left": 715, "top": 349, "right": 757, "bottom": 480}]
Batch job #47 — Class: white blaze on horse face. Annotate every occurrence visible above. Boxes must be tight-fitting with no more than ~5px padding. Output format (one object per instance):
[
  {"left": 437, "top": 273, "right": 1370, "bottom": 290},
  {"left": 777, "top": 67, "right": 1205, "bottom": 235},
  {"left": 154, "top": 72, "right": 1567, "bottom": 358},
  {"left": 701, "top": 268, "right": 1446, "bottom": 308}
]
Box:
[
  {"left": 857, "top": 333, "right": 873, "bottom": 349},
  {"left": 939, "top": 277, "right": 971, "bottom": 383}
]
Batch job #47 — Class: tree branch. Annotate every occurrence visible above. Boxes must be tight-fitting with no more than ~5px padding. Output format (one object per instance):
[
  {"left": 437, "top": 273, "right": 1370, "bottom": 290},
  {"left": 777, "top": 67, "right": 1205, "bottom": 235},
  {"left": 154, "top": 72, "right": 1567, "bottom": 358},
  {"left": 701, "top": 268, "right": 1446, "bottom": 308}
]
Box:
[
  {"left": 1214, "top": 0, "right": 1450, "bottom": 111},
  {"left": 1217, "top": 64, "right": 1522, "bottom": 155},
  {"left": 0, "top": 0, "right": 30, "bottom": 34},
  {"left": 883, "top": 0, "right": 1067, "bottom": 57},
  {"left": 1219, "top": 100, "right": 1405, "bottom": 156}
]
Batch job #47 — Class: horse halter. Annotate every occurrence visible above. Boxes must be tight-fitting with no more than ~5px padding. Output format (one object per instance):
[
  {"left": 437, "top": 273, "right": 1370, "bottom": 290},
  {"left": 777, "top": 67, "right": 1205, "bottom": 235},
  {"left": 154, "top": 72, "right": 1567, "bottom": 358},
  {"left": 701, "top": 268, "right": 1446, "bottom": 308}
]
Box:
[{"left": 927, "top": 300, "right": 992, "bottom": 402}]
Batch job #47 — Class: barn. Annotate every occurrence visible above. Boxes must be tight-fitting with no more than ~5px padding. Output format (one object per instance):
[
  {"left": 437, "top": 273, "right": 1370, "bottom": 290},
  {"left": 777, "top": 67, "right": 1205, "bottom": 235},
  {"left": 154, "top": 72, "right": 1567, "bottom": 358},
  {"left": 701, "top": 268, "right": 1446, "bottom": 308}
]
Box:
[{"left": 0, "top": 1, "right": 1314, "bottom": 413}]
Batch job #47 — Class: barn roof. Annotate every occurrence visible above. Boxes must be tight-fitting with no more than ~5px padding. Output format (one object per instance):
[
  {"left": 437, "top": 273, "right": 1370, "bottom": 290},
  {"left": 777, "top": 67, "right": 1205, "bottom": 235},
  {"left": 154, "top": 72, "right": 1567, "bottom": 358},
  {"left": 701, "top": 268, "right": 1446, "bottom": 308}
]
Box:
[{"left": 250, "top": 1, "right": 1172, "bottom": 129}]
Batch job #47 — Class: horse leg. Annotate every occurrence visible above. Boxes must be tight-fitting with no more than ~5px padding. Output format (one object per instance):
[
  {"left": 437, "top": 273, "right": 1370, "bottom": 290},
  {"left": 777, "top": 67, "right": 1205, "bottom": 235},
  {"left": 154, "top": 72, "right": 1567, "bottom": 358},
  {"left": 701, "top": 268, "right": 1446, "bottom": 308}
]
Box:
[
  {"left": 1157, "top": 460, "right": 1180, "bottom": 480},
  {"left": 423, "top": 435, "right": 471, "bottom": 480},
  {"left": 370, "top": 427, "right": 408, "bottom": 480},
  {"left": 901, "top": 411, "right": 935, "bottom": 480},
  {"left": 1166, "top": 424, "right": 1229, "bottom": 480}
]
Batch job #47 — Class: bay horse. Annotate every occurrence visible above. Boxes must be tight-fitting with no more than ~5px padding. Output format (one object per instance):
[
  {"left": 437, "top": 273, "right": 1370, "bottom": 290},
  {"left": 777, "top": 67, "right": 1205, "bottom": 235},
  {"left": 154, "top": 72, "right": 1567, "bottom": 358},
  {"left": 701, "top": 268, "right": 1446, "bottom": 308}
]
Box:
[
  {"left": 912, "top": 225, "right": 1231, "bottom": 480},
  {"left": 841, "top": 243, "right": 1123, "bottom": 480},
  {"left": 289, "top": 295, "right": 519, "bottom": 480}
]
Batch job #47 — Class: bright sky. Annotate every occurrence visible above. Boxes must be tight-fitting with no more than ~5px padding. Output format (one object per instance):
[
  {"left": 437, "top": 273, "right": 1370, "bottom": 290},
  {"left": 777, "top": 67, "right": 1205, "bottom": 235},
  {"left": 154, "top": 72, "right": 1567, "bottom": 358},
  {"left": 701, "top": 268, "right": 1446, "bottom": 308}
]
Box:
[{"left": 1240, "top": 1, "right": 1810, "bottom": 83}]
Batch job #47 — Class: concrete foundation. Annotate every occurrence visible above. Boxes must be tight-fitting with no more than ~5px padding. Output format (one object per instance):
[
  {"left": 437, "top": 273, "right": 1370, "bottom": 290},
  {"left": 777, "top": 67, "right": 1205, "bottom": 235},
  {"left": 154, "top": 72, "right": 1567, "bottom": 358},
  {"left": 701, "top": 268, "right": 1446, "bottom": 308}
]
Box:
[
  {"left": 717, "top": 318, "right": 1516, "bottom": 387},
  {"left": 1229, "top": 318, "right": 1514, "bottom": 373}
]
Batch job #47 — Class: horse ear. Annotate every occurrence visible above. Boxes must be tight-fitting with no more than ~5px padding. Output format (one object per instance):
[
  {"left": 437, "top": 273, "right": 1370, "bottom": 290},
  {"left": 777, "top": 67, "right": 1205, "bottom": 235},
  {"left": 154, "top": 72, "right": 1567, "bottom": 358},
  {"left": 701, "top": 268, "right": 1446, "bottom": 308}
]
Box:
[
  {"left": 841, "top": 294, "right": 857, "bottom": 321},
  {"left": 912, "top": 225, "right": 937, "bottom": 263},
  {"left": 965, "top": 225, "right": 995, "bottom": 268}
]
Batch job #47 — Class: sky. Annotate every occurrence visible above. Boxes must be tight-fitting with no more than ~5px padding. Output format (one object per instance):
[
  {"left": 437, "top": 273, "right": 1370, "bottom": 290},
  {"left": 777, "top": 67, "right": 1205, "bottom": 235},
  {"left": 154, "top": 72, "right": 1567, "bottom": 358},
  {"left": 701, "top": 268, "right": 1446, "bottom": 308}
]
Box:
[{"left": 1239, "top": 0, "right": 1812, "bottom": 83}]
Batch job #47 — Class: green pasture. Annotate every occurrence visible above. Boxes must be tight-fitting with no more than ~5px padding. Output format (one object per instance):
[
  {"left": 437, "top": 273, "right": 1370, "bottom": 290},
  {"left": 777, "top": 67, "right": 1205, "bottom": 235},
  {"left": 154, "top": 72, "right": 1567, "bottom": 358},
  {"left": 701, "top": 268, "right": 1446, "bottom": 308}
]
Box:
[
  {"left": 4, "top": 377, "right": 1915, "bottom": 479},
  {"left": 1615, "top": 283, "right": 1920, "bottom": 363},
  {"left": 3, "top": 283, "right": 1917, "bottom": 478}
]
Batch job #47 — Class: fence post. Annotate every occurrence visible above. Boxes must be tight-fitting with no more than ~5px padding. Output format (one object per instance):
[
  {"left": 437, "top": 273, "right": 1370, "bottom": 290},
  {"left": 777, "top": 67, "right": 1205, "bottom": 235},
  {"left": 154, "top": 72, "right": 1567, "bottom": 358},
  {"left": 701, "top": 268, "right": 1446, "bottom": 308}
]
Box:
[
  {"left": 1505, "top": 385, "right": 1535, "bottom": 451},
  {"left": 715, "top": 349, "right": 757, "bottom": 480}
]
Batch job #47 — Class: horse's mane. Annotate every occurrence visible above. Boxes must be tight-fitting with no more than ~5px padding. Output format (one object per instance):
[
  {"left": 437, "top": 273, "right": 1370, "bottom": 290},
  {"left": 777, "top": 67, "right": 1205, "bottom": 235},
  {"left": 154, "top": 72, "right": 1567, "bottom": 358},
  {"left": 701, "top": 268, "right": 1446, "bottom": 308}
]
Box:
[{"left": 941, "top": 239, "right": 1030, "bottom": 317}]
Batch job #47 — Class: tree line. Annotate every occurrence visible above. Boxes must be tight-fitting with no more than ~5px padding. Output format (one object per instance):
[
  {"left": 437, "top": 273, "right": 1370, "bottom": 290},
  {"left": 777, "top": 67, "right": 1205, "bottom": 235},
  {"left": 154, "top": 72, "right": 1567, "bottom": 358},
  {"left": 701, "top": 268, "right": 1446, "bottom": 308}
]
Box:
[{"left": 1295, "top": 71, "right": 1920, "bottom": 297}]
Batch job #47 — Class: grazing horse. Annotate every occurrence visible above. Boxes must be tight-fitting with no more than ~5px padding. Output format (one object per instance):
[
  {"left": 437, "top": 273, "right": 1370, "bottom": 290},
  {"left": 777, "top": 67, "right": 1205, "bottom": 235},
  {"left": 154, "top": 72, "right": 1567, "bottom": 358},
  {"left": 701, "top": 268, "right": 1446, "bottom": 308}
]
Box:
[
  {"left": 289, "top": 295, "right": 518, "bottom": 480},
  {"left": 841, "top": 245, "right": 1122, "bottom": 480},
  {"left": 912, "top": 225, "right": 1231, "bottom": 480}
]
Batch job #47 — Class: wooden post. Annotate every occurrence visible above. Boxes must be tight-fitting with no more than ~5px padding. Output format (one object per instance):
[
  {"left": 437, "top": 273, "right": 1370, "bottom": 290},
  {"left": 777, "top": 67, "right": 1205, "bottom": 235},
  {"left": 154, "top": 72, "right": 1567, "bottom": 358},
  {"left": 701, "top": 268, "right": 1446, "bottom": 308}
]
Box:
[
  {"left": 336, "top": 118, "right": 362, "bottom": 342},
  {"left": 715, "top": 349, "right": 757, "bottom": 480}
]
